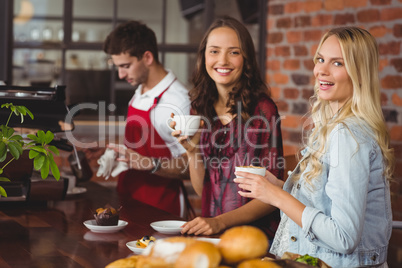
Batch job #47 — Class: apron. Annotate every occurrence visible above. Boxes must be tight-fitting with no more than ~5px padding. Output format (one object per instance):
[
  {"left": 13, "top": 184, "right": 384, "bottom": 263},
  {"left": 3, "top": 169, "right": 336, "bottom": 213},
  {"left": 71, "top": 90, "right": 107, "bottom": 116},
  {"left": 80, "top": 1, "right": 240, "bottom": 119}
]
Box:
[{"left": 117, "top": 81, "right": 183, "bottom": 216}]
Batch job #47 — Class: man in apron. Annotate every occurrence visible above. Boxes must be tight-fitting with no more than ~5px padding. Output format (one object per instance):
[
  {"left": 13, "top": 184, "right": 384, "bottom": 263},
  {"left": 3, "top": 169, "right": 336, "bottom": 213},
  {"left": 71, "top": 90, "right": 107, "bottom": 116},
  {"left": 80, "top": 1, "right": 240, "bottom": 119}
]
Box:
[{"left": 103, "top": 21, "right": 191, "bottom": 217}]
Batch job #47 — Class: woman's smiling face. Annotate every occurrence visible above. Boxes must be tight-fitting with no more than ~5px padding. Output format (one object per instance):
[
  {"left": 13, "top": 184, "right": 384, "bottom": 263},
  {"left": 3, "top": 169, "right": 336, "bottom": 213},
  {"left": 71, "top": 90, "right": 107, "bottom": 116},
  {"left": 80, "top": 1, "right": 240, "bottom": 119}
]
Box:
[
  {"left": 204, "top": 26, "right": 244, "bottom": 91},
  {"left": 313, "top": 35, "right": 354, "bottom": 114}
]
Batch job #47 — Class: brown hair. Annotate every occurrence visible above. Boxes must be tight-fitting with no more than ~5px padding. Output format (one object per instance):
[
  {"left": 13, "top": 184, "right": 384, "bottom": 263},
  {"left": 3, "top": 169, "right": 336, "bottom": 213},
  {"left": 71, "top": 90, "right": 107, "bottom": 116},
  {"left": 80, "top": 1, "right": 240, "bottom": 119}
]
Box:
[
  {"left": 189, "top": 16, "right": 270, "bottom": 122},
  {"left": 103, "top": 20, "right": 159, "bottom": 62}
]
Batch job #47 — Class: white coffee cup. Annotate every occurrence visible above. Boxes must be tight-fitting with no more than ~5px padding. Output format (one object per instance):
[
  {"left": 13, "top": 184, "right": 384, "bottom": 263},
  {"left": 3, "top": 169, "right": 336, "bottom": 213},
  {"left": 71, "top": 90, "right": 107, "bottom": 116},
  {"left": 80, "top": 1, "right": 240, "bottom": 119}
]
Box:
[
  {"left": 235, "top": 166, "right": 266, "bottom": 178},
  {"left": 167, "top": 115, "right": 201, "bottom": 136}
]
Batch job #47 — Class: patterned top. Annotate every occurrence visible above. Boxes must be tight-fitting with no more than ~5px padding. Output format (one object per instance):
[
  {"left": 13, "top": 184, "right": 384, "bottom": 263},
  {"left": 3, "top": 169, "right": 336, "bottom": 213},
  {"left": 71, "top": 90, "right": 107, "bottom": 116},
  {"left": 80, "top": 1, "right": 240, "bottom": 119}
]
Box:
[{"left": 200, "top": 95, "right": 284, "bottom": 239}]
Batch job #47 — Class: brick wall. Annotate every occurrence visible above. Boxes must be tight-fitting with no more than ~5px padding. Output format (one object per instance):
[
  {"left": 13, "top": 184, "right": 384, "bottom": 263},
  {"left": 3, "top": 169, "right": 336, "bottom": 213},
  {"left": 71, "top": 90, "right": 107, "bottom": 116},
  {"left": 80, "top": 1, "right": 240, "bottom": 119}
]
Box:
[{"left": 266, "top": 0, "right": 402, "bottom": 266}]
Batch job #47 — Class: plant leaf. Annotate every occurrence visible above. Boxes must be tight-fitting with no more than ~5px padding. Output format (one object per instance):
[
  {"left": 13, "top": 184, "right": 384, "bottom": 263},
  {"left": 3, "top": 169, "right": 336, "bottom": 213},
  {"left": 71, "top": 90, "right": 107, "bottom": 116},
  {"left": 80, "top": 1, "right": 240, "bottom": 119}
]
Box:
[
  {"left": 30, "top": 146, "right": 47, "bottom": 154},
  {"left": 27, "top": 134, "right": 40, "bottom": 143},
  {"left": 0, "top": 186, "right": 7, "bottom": 197},
  {"left": 44, "top": 131, "right": 54, "bottom": 144},
  {"left": 47, "top": 145, "right": 59, "bottom": 156},
  {"left": 48, "top": 153, "right": 60, "bottom": 180},
  {"left": 29, "top": 150, "right": 40, "bottom": 159},
  {"left": 37, "top": 130, "right": 45, "bottom": 143},
  {"left": 8, "top": 142, "right": 21, "bottom": 160},
  {"left": 0, "top": 142, "right": 6, "bottom": 162},
  {"left": 40, "top": 157, "right": 50, "bottom": 179},
  {"left": 34, "top": 154, "right": 45, "bottom": 170},
  {"left": 0, "top": 177, "right": 10, "bottom": 182}
]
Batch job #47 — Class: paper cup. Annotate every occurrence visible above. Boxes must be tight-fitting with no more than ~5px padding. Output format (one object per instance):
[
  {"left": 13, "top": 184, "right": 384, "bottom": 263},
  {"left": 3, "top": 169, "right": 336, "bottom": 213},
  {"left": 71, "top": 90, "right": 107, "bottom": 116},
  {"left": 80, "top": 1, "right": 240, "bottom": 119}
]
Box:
[{"left": 235, "top": 166, "right": 266, "bottom": 178}]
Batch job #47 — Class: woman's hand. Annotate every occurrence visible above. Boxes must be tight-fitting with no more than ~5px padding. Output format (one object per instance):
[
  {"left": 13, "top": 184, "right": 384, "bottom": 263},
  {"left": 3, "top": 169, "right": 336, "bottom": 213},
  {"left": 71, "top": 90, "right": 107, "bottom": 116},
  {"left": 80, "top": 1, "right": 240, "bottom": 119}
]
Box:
[
  {"left": 171, "top": 120, "right": 204, "bottom": 154},
  {"left": 181, "top": 216, "right": 225, "bottom": 236},
  {"left": 234, "top": 170, "right": 283, "bottom": 207}
]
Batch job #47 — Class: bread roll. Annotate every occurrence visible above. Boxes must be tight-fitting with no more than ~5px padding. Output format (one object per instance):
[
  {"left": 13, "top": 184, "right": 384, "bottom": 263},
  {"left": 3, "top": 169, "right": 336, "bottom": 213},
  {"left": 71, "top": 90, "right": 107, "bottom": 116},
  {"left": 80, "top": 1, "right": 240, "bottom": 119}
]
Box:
[
  {"left": 105, "top": 255, "right": 139, "bottom": 268},
  {"left": 174, "top": 241, "right": 221, "bottom": 268},
  {"left": 218, "top": 226, "right": 269, "bottom": 264},
  {"left": 237, "top": 258, "right": 281, "bottom": 268}
]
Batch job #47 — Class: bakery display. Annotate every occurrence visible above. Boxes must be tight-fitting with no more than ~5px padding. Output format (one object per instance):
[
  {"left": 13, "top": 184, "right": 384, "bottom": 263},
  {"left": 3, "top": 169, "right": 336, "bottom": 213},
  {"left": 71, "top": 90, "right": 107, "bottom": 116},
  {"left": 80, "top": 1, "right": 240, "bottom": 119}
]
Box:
[
  {"left": 94, "top": 206, "right": 120, "bottom": 226},
  {"left": 217, "top": 225, "right": 269, "bottom": 265},
  {"left": 105, "top": 226, "right": 332, "bottom": 268}
]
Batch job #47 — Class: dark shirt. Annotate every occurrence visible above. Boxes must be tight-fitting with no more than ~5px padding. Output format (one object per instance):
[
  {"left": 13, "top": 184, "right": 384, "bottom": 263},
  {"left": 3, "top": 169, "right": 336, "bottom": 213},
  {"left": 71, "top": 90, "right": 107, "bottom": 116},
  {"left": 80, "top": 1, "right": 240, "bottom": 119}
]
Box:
[{"left": 200, "top": 95, "right": 284, "bottom": 239}]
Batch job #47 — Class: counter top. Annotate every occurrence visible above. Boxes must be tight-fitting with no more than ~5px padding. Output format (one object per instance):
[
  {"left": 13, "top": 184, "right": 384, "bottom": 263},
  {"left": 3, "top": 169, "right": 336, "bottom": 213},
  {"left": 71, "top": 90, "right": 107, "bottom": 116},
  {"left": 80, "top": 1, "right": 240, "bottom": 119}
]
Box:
[{"left": 0, "top": 181, "right": 183, "bottom": 267}]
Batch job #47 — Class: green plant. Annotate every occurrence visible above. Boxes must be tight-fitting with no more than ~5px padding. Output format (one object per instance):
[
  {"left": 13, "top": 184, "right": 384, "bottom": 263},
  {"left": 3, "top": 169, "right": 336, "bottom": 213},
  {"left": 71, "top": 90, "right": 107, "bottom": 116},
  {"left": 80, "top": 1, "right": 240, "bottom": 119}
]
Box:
[{"left": 0, "top": 103, "right": 60, "bottom": 197}]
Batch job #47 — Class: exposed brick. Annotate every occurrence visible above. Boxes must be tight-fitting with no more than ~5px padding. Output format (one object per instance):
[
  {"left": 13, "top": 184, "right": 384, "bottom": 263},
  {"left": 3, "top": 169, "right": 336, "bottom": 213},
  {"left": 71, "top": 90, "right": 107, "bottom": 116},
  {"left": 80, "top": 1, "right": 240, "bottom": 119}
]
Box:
[
  {"left": 303, "top": 30, "right": 323, "bottom": 41},
  {"left": 282, "top": 114, "right": 303, "bottom": 128},
  {"left": 303, "top": 0, "right": 323, "bottom": 12},
  {"left": 381, "top": 8, "right": 402, "bottom": 21},
  {"left": 273, "top": 73, "right": 289, "bottom": 84},
  {"left": 304, "top": 59, "right": 315, "bottom": 71},
  {"left": 284, "top": 59, "right": 301, "bottom": 70},
  {"left": 294, "top": 16, "right": 311, "bottom": 27},
  {"left": 268, "top": 32, "right": 284, "bottom": 44},
  {"left": 357, "top": 9, "right": 380, "bottom": 23},
  {"left": 267, "top": 60, "right": 281, "bottom": 71},
  {"left": 276, "top": 100, "right": 289, "bottom": 112},
  {"left": 286, "top": 31, "right": 302, "bottom": 43},
  {"left": 283, "top": 87, "right": 300, "bottom": 99},
  {"left": 266, "top": 47, "right": 274, "bottom": 57},
  {"left": 370, "top": 0, "right": 391, "bottom": 5},
  {"left": 394, "top": 24, "right": 402, "bottom": 37},
  {"left": 291, "top": 74, "right": 311, "bottom": 85},
  {"left": 266, "top": 73, "right": 272, "bottom": 84},
  {"left": 324, "top": 0, "right": 344, "bottom": 11},
  {"left": 302, "top": 88, "right": 315, "bottom": 100},
  {"left": 310, "top": 44, "right": 319, "bottom": 56},
  {"left": 270, "top": 86, "right": 281, "bottom": 99},
  {"left": 390, "top": 58, "right": 402, "bottom": 72},
  {"left": 269, "top": 4, "right": 284, "bottom": 15},
  {"left": 381, "top": 92, "right": 388, "bottom": 105},
  {"left": 294, "top": 45, "right": 308, "bottom": 56},
  {"left": 390, "top": 125, "right": 402, "bottom": 141},
  {"left": 334, "top": 13, "right": 356, "bottom": 25},
  {"left": 311, "top": 14, "right": 333, "bottom": 27},
  {"left": 267, "top": 18, "right": 275, "bottom": 30},
  {"left": 379, "top": 58, "right": 388, "bottom": 72},
  {"left": 346, "top": 0, "right": 368, "bottom": 8},
  {"left": 284, "top": 1, "right": 303, "bottom": 13},
  {"left": 391, "top": 142, "right": 402, "bottom": 159},
  {"left": 292, "top": 102, "right": 309, "bottom": 114},
  {"left": 379, "top": 41, "right": 401, "bottom": 55},
  {"left": 283, "top": 144, "right": 301, "bottom": 156},
  {"left": 381, "top": 75, "right": 402, "bottom": 89},
  {"left": 383, "top": 109, "right": 398, "bottom": 123},
  {"left": 277, "top": 17, "right": 292, "bottom": 28},
  {"left": 392, "top": 93, "right": 402, "bottom": 106},
  {"left": 275, "top": 46, "right": 291, "bottom": 57},
  {"left": 369, "top": 25, "right": 389, "bottom": 38},
  {"left": 289, "top": 130, "right": 303, "bottom": 144}
]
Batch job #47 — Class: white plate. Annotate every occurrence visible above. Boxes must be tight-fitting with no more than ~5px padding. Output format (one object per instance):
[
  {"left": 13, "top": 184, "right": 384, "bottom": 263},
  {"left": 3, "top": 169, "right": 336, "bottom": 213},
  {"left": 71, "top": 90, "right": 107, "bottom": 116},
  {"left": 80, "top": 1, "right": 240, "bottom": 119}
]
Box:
[
  {"left": 83, "top": 220, "right": 128, "bottom": 233},
  {"left": 196, "top": 237, "right": 221, "bottom": 245},
  {"left": 150, "top": 220, "right": 186, "bottom": 234},
  {"left": 126, "top": 241, "right": 147, "bottom": 254},
  {"left": 67, "top": 187, "right": 87, "bottom": 195}
]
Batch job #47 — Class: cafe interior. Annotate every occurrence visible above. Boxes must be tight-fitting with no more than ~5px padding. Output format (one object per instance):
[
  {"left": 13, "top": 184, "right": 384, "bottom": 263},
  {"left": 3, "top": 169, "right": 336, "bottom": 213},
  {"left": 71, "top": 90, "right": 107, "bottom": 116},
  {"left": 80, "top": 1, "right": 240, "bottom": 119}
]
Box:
[{"left": 0, "top": 0, "right": 401, "bottom": 267}]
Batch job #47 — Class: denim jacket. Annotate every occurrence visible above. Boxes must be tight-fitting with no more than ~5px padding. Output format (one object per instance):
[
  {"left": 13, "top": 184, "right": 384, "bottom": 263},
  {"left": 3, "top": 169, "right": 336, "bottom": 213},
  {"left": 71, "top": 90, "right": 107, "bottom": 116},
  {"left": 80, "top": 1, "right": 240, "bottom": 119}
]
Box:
[{"left": 283, "top": 118, "right": 392, "bottom": 267}]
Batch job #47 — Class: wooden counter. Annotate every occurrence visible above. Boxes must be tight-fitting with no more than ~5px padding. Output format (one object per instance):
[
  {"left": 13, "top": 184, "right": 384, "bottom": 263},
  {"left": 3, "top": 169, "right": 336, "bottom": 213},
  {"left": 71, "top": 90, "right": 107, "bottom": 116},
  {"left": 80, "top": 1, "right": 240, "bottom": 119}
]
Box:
[{"left": 0, "top": 181, "right": 183, "bottom": 268}]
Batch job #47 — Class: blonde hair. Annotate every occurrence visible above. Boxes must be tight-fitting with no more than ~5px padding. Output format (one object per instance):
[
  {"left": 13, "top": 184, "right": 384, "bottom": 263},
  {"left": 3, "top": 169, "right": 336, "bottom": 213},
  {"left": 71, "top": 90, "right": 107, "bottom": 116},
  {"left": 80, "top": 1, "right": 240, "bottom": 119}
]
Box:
[{"left": 297, "top": 27, "right": 394, "bottom": 184}]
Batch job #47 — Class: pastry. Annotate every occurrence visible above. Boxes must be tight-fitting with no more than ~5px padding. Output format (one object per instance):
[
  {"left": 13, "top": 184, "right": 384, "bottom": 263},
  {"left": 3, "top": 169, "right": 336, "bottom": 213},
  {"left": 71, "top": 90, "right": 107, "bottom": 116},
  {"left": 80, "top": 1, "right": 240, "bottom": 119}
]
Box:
[
  {"left": 217, "top": 225, "right": 269, "bottom": 265},
  {"left": 174, "top": 240, "right": 221, "bottom": 268},
  {"left": 94, "top": 206, "right": 120, "bottom": 226}
]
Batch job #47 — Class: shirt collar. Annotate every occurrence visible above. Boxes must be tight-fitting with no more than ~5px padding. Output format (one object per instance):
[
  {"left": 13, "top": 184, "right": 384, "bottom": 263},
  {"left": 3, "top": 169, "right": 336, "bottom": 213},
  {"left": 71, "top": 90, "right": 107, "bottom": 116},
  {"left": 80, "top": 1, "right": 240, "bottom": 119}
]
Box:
[{"left": 135, "top": 70, "right": 174, "bottom": 99}]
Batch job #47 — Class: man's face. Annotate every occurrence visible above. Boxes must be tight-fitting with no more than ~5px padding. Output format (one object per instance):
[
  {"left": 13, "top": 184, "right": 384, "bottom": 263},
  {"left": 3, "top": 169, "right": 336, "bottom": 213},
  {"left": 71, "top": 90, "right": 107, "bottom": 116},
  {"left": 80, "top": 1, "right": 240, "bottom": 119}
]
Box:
[{"left": 111, "top": 52, "right": 149, "bottom": 87}]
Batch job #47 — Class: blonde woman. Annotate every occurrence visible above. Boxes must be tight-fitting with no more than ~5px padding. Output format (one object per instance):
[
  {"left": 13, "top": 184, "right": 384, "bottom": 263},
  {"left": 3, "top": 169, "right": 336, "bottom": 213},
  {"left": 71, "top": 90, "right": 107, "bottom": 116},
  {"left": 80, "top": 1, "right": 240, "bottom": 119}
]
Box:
[{"left": 234, "top": 27, "right": 394, "bottom": 267}]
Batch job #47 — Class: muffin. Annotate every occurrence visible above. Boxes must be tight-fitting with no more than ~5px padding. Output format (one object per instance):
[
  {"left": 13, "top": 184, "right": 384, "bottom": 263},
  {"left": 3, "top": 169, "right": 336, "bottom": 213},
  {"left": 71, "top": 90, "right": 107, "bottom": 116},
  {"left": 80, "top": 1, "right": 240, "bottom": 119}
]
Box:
[{"left": 94, "top": 207, "right": 120, "bottom": 226}]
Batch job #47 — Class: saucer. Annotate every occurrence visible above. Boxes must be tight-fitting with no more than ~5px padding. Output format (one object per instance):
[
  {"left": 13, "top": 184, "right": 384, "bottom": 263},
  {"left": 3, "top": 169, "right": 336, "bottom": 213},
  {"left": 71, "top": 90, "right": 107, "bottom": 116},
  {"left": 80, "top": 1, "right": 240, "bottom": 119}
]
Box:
[
  {"left": 67, "top": 187, "right": 87, "bottom": 195},
  {"left": 83, "top": 219, "right": 128, "bottom": 233},
  {"left": 126, "top": 241, "right": 146, "bottom": 254},
  {"left": 150, "top": 220, "right": 186, "bottom": 234}
]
